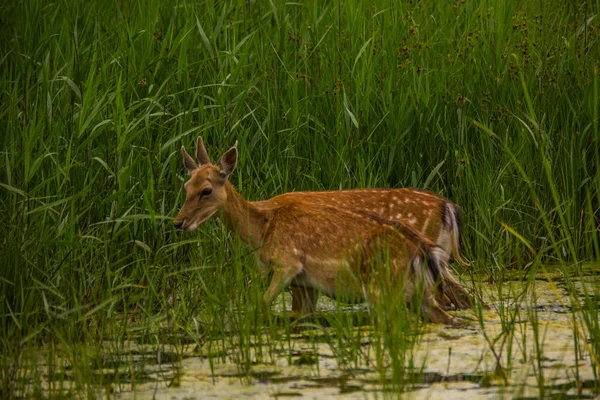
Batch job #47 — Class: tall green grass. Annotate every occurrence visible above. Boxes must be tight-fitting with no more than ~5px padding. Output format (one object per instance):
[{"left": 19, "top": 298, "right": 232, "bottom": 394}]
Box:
[{"left": 1, "top": 0, "right": 599, "bottom": 397}]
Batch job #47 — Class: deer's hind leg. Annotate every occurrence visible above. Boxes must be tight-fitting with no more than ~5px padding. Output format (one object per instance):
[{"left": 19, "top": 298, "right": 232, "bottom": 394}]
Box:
[
  {"left": 420, "top": 295, "right": 454, "bottom": 325},
  {"left": 408, "top": 251, "right": 455, "bottom": 325},
  {"left": 442, "top": 277, "right": 475, "bottom": 310},
  {"left": 436, "top": 265, "right": 485, "bottom": 310}
]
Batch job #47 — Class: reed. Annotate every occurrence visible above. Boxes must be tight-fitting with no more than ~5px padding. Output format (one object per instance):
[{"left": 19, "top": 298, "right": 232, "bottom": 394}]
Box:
[{"left": 0, "top": 0, "right": 598, "bottom": 397}]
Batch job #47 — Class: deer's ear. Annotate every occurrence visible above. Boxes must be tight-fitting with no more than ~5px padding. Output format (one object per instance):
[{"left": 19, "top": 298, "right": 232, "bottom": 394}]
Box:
[
  {"left": 216, "top": 145, "right": 237, "bottom": 179},
  {"left": 182, "top": 146, "right": 198, "bottom": 174},
  {"left": 196, "top": 136, "right": 211, "bottom": 165}
]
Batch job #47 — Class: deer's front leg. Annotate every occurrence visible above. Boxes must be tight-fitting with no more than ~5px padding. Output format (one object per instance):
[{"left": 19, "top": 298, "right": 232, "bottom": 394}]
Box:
[
  {"left": 291, "top": 286, "right": 320, "bottom": 316},
  {"left": 262, "top": 260, "right": 303, "bottom": 311}
]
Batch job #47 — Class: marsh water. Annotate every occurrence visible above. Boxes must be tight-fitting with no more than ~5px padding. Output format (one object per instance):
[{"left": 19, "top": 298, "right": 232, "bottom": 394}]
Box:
[{"left": 19, "top": 269, "right": 600, "bottom": 399}]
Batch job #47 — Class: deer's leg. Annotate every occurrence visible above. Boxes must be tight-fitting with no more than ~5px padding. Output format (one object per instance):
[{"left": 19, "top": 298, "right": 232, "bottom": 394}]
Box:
[
  {"left": 262, "top": 262, "right": 303, "bottom": 311},
  {"left": 438, "top": 267, "right": 485, "bottom": 310},
  {"left": 405, "top": 256, "right": 455, "bottom": 325},
  {"left": 444, "top": 279, "right": 474, "bottom": 309},
  {"left": 291, "top": 286, "right": 303, "bottom": 311},
  {"left": 421, "top": 295, "right": 454, "bottom": 325},
  {"left": 437, "top": 293, "right": 455, "bottom": 310},
  {"left": 291, "top": 286, "right": 320, "bottom": 315},
  {"left": 431, "top": 275, "right": 462, "bottom": 310}
]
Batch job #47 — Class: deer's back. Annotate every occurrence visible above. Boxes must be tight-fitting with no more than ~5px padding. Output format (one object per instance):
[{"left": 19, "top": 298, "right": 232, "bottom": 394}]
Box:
[
  {"left": 260, "top": 202, "right": 426, "bottom": 265},
  {"left": 257, "top": 188, "right": 449, "bottom": 240}
]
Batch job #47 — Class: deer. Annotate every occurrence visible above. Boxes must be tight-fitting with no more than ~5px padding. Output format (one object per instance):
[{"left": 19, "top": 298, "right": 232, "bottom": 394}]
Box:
[{"left": 173, "top": 138, "right": 476, "bottom": 324}]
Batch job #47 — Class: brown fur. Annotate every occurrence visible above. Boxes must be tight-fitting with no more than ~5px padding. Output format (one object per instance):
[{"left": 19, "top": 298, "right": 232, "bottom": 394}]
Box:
[{"left": 267, "top": 188, "right": 469, "bottom": 263}]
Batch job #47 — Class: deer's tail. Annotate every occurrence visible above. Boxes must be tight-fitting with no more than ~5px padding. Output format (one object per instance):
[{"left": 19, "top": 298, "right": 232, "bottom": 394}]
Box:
[{"left": 442, "top": 202, "right": 471, "bottom": 267}]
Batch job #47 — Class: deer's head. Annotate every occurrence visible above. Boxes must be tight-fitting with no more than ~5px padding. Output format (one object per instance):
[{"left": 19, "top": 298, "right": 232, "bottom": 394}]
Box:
[{"left": 173, "top": 137, "right": 237, "bottom": 231}]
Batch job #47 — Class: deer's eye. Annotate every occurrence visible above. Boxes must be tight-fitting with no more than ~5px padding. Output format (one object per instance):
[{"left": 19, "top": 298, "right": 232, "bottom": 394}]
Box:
[{"left": 199, "top": 187, "right": 212, "bottom": 198}]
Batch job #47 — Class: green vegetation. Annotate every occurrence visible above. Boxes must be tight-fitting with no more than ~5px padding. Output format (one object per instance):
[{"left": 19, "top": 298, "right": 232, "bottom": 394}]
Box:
[{"left": 0, "top": 0, "right": 599, "bottom": 398}]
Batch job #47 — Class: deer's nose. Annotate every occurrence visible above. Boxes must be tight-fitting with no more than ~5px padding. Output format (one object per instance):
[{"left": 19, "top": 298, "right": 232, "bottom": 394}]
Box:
[{"left": 173, "top": 220, "right": 184, "bottom": 229}]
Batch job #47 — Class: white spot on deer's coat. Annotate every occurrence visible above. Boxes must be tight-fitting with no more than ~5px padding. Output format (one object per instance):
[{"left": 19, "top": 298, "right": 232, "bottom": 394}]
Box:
[
  {"left": 422, "top": 216, "right": 431, "bottom": 233},
  {"left": 407, "top": 212, "right": 413, "bottom": 218},
  {"left": 395, "top": 213, "right": 403, "bottom": 219}
]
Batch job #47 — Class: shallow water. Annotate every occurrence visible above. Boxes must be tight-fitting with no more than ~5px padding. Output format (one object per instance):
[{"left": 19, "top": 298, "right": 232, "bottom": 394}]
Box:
[{"left": 17, "top": 271, "right": 600, "bottom": 399}]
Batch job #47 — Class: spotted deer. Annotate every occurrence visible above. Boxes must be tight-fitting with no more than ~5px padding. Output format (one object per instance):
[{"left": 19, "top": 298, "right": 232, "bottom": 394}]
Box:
[
  {"left": 263, "top": 186, "right": 471, "bottom": 314},
  {"left": 173, "top": 138, "right": 475, "bottom": 324}
]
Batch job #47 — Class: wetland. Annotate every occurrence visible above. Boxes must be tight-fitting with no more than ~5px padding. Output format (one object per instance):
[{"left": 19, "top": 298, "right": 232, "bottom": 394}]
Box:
[
  {"left": 13, "top": 267, "right": 600, "bottom": 399},
  {"left": 2, "top": 0, "right": 599, "bottom": 398}
]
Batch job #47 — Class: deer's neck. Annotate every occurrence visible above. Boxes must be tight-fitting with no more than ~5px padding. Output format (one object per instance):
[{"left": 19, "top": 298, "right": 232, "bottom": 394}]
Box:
[{"left": 220, "top": 181, "right": 270, "bottom": 249}]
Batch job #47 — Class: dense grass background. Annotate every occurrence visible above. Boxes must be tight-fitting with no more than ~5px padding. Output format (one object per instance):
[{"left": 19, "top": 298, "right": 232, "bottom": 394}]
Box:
[{"left": 1, "top": 0, "right": 599, "bottom": 396}]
